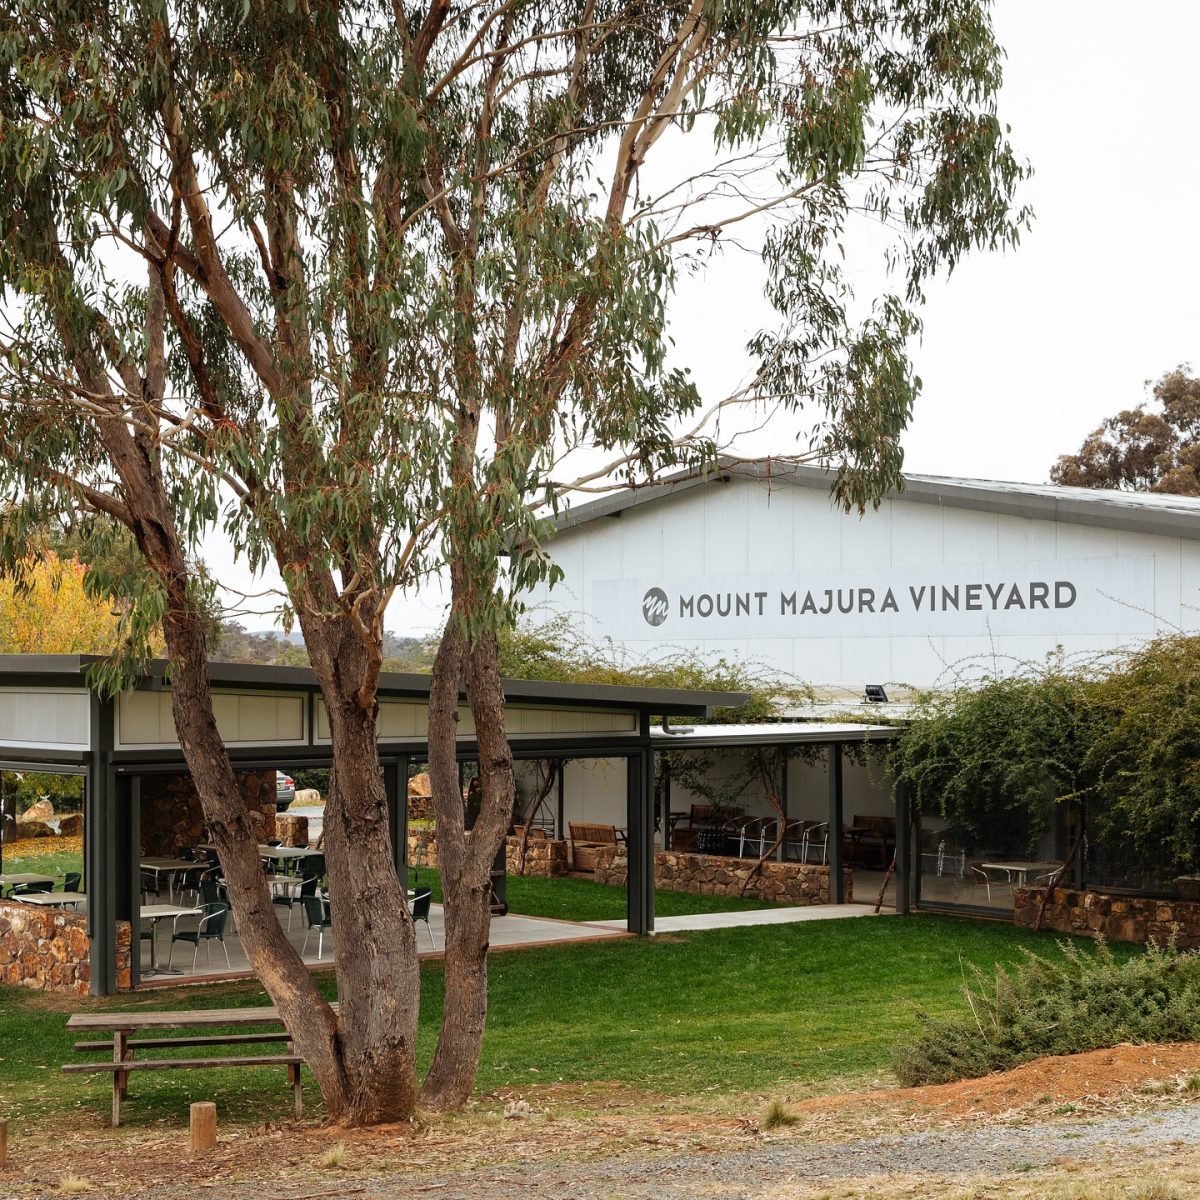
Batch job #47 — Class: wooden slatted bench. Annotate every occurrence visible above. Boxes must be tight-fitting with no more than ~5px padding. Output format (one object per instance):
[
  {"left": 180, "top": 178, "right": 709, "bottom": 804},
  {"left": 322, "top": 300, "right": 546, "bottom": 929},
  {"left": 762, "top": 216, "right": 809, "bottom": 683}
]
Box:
[{"left": 64, "top": 1004, "right": 338, "bottom": 1126}]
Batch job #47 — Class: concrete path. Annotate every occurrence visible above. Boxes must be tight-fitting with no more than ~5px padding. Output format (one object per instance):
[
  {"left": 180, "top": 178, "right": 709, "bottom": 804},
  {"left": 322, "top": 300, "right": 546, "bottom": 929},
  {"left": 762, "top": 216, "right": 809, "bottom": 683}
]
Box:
[{"left": 586, "top": 902, "right": 890, "bottom": 933}]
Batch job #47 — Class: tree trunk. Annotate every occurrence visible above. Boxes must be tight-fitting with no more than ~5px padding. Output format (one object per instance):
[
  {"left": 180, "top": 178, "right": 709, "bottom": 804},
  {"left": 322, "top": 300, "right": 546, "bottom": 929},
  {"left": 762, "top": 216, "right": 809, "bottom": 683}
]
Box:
[
  {"left": 420, "top": 626, "right": 515, "bottom": 1110},
  {"left": 301, "top": 614, "right": 421, "bottom": 1124},
  {"left": 159, "top": 598, "right": 352, "bottom": 1115}
]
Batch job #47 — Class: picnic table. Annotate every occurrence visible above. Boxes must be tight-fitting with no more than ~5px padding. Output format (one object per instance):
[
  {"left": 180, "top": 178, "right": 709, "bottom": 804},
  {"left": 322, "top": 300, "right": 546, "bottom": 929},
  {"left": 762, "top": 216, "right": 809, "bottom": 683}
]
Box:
[{"left": 64, "top": 1004, "right": 333, "bottom": 1126}]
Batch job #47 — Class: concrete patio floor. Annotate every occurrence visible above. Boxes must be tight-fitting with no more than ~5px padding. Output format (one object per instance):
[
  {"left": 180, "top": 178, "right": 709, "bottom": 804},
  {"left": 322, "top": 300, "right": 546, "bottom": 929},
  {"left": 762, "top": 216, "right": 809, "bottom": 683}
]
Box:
[
  {"left": 586, "top": 901, "right": 892, "bottom": 934},
  {"left": 138, "top": 898, "right": 627, "bottom": 985}
]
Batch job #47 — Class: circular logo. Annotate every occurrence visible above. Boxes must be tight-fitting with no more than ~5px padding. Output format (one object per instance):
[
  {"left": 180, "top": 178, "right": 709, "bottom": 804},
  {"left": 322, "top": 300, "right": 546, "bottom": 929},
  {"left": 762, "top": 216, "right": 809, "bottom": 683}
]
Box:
[{"left": 642, "top": 587, "right": 669, "bottom": 627}]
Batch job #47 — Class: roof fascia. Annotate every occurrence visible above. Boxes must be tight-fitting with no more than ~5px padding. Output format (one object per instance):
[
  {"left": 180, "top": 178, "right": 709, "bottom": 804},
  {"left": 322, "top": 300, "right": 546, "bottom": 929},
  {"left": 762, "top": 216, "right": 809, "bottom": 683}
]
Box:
[
  {"left": 0, "top": 654, "right": 745, "bottom": 716},
  {"left": 546, "top": 458, "right": 1200, "bottom": 542}
]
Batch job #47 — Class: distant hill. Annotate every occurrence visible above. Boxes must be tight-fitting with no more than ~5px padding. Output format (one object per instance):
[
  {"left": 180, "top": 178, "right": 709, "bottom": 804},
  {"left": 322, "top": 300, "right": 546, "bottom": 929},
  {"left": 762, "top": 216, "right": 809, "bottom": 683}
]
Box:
[{"left": 212, "top": 622, "right": 437, "bottom": 672}]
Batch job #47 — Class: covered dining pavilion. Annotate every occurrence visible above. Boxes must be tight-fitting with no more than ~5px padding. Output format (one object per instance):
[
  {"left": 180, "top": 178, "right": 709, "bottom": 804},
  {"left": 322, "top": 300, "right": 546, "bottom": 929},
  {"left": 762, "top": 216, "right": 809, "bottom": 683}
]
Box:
[{"left": 0, "top": 654, "right": 747, "bottom": 995}]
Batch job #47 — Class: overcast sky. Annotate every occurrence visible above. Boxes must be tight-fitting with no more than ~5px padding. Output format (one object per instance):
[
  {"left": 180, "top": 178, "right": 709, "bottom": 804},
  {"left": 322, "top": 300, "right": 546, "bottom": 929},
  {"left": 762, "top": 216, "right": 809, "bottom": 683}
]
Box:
[{"left": 215, "top": 1, "right": 1200, "bottom": 637}]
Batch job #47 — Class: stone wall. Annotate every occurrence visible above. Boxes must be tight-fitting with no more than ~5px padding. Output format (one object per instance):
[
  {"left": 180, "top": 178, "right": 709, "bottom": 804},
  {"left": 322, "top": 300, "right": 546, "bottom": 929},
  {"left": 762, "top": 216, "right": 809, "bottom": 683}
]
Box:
[
  {"left": 0, "top": 900, "right": 132, "bottom": 995},
  {"left": 596, "top": 850, "right": 852, "bottom": 905},
  {"left": 1014, "top": 886, "right": 1200, "bottom": 948},
  {"left": 505, "top": 836, "right": 568, "bottom": 877},
  {"left": 407, "top": 830, "right": 568, "bottom": 877},
  {"left": 408, "top": 827, "right": 438, "bottom": 866},
  {"left": 140, "top": 770, "right": 277, "bottom": 855}
]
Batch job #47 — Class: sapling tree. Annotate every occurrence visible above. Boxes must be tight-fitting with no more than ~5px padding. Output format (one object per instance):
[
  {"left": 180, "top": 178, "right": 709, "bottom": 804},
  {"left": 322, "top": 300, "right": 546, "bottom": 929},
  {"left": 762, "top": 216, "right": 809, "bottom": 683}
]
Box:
[{"left": 0, "top": 0, "right": 1027, "bottom": 1118}]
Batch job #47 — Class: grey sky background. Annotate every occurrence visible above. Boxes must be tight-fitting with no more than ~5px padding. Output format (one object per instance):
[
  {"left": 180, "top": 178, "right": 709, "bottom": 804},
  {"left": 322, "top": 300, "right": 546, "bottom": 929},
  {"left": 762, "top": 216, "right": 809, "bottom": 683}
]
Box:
[{"left": 212, "top": 2, "right": 1200, "bottom": 637}]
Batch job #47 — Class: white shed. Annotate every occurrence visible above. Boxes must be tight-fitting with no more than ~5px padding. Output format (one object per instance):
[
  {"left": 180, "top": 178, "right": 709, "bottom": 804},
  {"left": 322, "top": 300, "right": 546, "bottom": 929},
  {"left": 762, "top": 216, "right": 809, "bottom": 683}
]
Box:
[{"left": 528, "top": 459, "right": 1200, "bottom": 693}]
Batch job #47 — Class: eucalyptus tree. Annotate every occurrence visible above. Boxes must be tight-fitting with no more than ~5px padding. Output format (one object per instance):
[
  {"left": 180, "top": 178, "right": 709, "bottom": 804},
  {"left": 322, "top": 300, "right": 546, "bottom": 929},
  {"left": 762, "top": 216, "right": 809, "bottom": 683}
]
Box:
[{"left": 0, "top": 0, "right": 1027, "bottom": 1119}]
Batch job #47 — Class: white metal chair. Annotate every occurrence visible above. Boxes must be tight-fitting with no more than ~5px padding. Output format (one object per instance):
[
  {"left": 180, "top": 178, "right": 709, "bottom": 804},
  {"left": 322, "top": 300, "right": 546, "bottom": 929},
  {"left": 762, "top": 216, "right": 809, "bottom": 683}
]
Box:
[
  {"left": 737, "top": 816, "right": 776, "bottom": 858},
  {"left": 800, "top": 821, "right": 829, "bottom": 864},
  {"left": 970, "top": 862, "right": 1011, "bottom": 902}
]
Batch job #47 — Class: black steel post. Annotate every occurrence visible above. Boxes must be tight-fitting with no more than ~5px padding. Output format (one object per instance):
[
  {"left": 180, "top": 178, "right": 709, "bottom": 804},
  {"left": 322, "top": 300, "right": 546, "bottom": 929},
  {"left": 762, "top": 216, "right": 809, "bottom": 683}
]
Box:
[
  {"left": 117, "top": 775, "right": 141, "bottom": 987},
  {"left": 86, "top": 695, "right": 116, "bottom": 996},
  {"left": 642, "top": 743, "right": 655, "bottom": 932},
  {"left": 625, "top": 719, "right": 655, "bottom": 935},
  {"left": 556, "top": 760, "right": 565, "bottom": 841},
  {"left": 777, "top": 754, "right": 789, "bottom": 861},
  {"left": 894, "top": 777, "right": 910, "bottom": 916},
  {"left": 826, "top": 743, "right": 844, "bottom": 905}
]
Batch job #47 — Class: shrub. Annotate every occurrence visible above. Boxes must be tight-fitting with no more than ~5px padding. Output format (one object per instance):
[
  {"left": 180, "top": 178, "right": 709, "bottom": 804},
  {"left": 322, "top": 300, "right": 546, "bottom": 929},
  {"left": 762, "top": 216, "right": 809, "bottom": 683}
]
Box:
[{"left": 894, "top": 940, "right": 1200, "bottom": 1086}]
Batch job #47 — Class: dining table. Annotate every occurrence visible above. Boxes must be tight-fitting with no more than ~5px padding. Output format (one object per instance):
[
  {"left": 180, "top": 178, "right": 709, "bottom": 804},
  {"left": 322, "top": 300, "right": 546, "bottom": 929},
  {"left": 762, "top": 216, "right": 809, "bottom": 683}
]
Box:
[
  {"left": 139, "top": 857, "right": 200, "bottom": 903},
  {"left": 978, "top": 860, "right": 1064, "bottom": 887},
  {"left": 10, "top": 890, "right": 87, "bottom": 908},
  {"left": 0, "top": 871, "right": 56, "bottom": 893},
  {"left": 140, "top": 902, "right": 203, "bottom": 976}
]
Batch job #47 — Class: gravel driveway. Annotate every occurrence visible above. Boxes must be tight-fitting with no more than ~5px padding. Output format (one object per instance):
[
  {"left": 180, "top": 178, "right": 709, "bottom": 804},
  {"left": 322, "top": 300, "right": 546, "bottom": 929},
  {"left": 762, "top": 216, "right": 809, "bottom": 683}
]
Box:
[{"left": 127, "top": 1104, "right": 1200, "bottom": 1200}]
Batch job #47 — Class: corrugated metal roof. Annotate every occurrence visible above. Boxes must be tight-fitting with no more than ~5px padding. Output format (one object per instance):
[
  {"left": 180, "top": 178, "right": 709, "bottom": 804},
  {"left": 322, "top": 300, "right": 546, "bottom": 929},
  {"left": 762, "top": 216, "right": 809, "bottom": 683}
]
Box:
[{"left": 546, "top": 458, "right": 1200, "bottom": 541}]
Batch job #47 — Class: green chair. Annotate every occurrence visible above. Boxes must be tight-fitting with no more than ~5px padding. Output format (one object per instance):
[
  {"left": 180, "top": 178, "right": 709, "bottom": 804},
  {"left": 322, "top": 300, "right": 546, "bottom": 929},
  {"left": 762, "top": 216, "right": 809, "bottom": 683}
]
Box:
[
  {"left": 12, "top": 881, "right": 53, "bottom": 896},
  {"left": 274, "top": 874, "right": 318, "bottom": 932},
  {"left": 167, "top": 901, "right": 231, "bottom": 973},
  {"left": 301, "top": 895, "right": 333, "bottom": 959},
  {"left": 410, "top": 888, "right": 435, "bottom": 949},
  {"left": 63, "top": 872, "right": 82, "bottom": 893}
]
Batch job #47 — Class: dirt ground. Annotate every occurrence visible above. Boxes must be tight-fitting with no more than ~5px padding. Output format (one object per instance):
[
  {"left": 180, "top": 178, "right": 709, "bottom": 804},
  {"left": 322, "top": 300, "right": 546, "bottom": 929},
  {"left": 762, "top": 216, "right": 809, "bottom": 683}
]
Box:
[{"left": 6, "top": 1043, "right": 1200, "bottom": 1199}]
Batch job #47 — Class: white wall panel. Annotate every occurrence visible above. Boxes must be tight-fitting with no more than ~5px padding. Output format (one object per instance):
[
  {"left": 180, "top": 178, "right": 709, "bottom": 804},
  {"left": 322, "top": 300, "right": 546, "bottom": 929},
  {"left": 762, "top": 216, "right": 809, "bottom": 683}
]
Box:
[
  {"left": 747, "top": 489, "right": 795, "bottom": 574},
  {"left": 889, "top": 502, "right": 944, "bottom": 569},
  {"left": 841, "top": 504, "right": 893, "bottom": 569},
  {"left": 1055, "top": 523, "right": 1118, "bottom": 558},
  {"left": 1181, "top": 544, "right": 1200, "bottom": 627},
  {"left": 316, "top": 699, "right": 637, "bottom": 742},
  {"left": 562, "top": 757, "right": 627, "bottom": 827},
  {"left": 118, "top": 690, "right": 306, "bottom": 749},
  {"left": 0, "top": 688, "right": 90, "bottom": 751},
  {"left": 792, "top": 486, "right": 842, "bottom": 569},
  {"left": 997, "top": 514, "right": 1057, "bottom": 562},
  {"left": 703, "top": 480, "right": 749, "bottom": 575},
  {"left": 943, "top": 507, "right": 998, "bottom": 564}
]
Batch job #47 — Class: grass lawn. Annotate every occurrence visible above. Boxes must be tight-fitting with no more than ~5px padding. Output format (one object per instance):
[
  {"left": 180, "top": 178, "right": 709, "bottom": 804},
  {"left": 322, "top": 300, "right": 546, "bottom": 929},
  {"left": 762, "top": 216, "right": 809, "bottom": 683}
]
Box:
[
  {"left": 419, "top": 867, "right": 785, "bottom": 921},
  {"left": 1, "top": 836, "right": 84, "bottom": 887},
  {"left": 0, "top": 915, "right": 1136, "bottom": 1128}
]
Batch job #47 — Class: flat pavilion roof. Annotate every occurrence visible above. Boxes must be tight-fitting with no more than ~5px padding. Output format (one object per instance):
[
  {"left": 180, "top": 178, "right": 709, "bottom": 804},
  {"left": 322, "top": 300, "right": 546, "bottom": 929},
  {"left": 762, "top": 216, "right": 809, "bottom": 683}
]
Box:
[
  {"left": 0, "top": 654, "right": 747, "bottom": 717},
  {"left": 650, "top": 721, "right": 898, "bottom": 748}
]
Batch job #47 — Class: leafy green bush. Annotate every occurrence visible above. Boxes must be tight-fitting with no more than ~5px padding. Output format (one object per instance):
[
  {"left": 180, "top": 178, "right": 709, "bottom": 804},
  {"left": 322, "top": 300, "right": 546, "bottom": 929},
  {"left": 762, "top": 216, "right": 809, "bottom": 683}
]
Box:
[
  {"left": 894, "top": 666, "right": 1095, "bottom": 855},
  {"left": 894, "top": 940, "right": 1200, "bottom": 1086}
]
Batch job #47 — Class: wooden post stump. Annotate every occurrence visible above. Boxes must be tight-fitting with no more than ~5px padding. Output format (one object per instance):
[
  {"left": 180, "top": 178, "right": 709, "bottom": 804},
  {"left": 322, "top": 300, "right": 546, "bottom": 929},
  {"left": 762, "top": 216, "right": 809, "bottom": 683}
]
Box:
[
  {"left": 0, "top": 1116, "right": 7, "bottom": 1166},
  {"left": 190, "top": 1102, "right": 217, "bottom": 1152}
]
